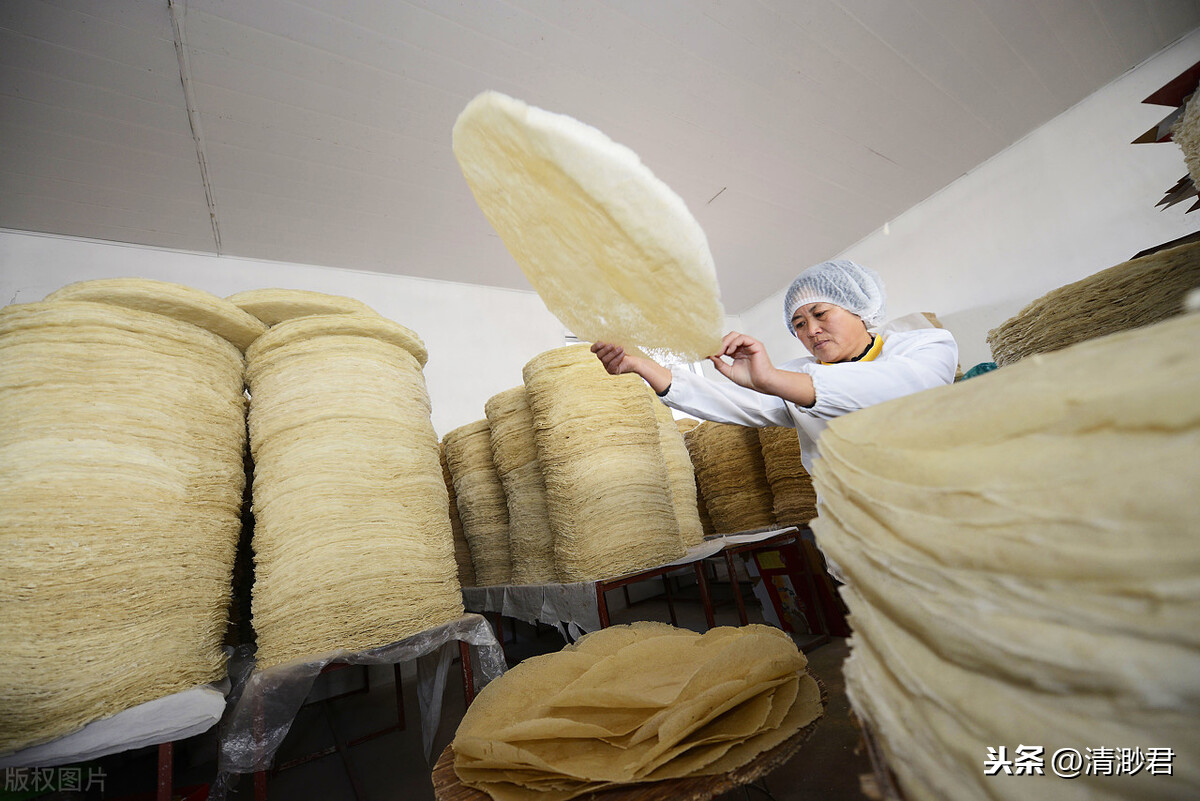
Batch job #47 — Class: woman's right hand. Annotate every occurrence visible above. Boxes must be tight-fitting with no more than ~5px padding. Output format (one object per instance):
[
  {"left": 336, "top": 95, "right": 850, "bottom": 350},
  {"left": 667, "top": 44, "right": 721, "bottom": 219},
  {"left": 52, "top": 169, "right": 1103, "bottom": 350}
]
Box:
[
  {"left": 590, "top": 342, "right": 637, "bottom": 376},
  {"left": 591, "top": 342, "right": 673, "bottom": 394}
]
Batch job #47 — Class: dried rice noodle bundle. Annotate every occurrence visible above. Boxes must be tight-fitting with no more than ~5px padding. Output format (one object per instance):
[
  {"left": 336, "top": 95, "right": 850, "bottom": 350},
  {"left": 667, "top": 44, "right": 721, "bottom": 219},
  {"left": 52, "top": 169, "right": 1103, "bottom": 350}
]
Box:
[
  {"left": 684, "top": 422, "right": 775, "bottom": 535},
  {"left": 226, "top": 288, "right": 377, "bottom": 326},
  {"left": 485, "top": 387, "right": 557, "bottom": 585},
  {"left": 812, "top": 312, "right": 1200, "bottom": 801},
  {"left": 757, "top": 426, "right": 817, "bottom": 526},
  {"left": 0, "top": 300, "right": 246, "bottom": 754},
  {"left": 523, "top": 345, "right": 683, "bottom": 581},
  {"left": 440, "top": 442, "right": 476, "bottom": 588},
  {"left": 986, "top": 240, "right": 1200, "bottom": 366},
  {"left": 675, "top": 419, "right": 715, "bottom": 536},
  {"left": 646, "top": 393, "right": 705, "bottom": 547},
  {"left": 249, "top": 312, "right": 427, "bottom": 367},
  {"left": 443, "top": 420, "right": 512, "bottom": 586},
  {"left": 246, "top": 315, "right": 461, "bottom": 668},
  {"left": 45, "top": 277, "right": 266, "bottom": 351}
]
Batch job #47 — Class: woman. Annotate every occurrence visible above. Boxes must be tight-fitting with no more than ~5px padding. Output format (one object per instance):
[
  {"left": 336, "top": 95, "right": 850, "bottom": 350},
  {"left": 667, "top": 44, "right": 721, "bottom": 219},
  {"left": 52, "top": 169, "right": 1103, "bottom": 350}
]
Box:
[{"left": 591, "top": 260, "right": 958, "bottom": 474}]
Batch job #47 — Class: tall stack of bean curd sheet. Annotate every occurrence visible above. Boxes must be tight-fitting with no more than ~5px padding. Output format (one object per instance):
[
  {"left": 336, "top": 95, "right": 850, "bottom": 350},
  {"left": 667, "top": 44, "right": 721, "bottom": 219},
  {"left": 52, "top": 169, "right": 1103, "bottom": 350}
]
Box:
[
  {"left": 226, "top": 287, "right": 378, "bottom": 326},
  {"left": 523, "top": 345, "right": 684, "bottom": 582},
  {"left": 646, "top": 391, "right": 706, "bottom": 547},
  {"left": 452, "top": 622, "right": 823, "bottom": 801},
  {"left": 0, "top": 297, "right": 248, "bottom": 755},
  {"left": 486, "top": 387, "right": 557, "bottom": 585},
  {"left": 758, "top": 426, "right": 817, "bottom": 527},
  {"left": 811, "top": 312, "right": 1200, "bottom": 801},
  {"left": 986, "top": 240, "right": 1200, "bottom": 367},
  {"left": 684, "top": 422, "right": 775, "bottom": 535},
  {"left": 676, "top": 419, "right": 716, "bottom": 537},
  {"left": 246, "top": 314, "right": 462, "bottom": 669},
  {"left": 440, "top": 441, "right": 477, "bottom": 588},
  {"left": 444, "top": 420, "right": 512, "bottom": 587}
]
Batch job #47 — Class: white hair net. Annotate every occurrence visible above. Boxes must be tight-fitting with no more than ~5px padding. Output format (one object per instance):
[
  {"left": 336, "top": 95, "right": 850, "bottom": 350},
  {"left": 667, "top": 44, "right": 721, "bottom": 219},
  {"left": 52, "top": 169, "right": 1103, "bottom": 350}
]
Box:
[{"left": 783, "top": 260, "right": 887, "bottom": 335}]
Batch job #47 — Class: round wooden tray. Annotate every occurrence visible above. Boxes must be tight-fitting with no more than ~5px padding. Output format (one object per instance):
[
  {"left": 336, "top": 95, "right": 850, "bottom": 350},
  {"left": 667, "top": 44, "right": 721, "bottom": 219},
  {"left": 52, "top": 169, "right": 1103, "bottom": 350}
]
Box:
[{"left": 432, "top": 672, "right": 828, "bottom": 801}]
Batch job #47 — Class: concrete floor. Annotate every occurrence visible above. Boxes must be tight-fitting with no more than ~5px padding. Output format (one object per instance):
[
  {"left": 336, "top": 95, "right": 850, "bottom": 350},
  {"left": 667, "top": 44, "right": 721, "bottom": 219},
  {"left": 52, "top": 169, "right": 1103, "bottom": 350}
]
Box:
[{"left": 88, "top": 576, "right": 874, "bottom": 801}]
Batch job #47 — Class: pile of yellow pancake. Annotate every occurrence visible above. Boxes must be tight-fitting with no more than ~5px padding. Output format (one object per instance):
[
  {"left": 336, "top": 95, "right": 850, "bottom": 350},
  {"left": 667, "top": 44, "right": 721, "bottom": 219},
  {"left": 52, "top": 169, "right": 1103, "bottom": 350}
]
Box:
[{"left": 452, "top": 622, "right": 822, "bottom": 800}]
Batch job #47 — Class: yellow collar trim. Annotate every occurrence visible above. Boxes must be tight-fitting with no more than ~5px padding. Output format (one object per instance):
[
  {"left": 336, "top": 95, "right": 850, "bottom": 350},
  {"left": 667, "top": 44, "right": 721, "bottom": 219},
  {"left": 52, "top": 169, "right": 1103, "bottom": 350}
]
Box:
[{"left": 820, "top": 334, "right": 884, "bottom": 365}]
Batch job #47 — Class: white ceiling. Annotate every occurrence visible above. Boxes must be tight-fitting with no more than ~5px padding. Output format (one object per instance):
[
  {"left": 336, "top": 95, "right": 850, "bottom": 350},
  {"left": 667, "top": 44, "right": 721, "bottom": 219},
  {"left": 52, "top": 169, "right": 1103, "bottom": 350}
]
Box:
[{"left": 2, "top": 1, "right": 1197, "bottom": 313}]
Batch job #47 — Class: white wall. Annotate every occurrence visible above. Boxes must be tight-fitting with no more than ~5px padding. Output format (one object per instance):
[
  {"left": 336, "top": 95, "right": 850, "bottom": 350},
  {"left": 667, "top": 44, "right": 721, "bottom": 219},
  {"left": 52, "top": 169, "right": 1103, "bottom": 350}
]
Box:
[
  {"left": 742, "top": 29, "right": 1200, "bottom": 369},
  {"left": 0, "top": 229, "right": 569, "bottom": 436}
]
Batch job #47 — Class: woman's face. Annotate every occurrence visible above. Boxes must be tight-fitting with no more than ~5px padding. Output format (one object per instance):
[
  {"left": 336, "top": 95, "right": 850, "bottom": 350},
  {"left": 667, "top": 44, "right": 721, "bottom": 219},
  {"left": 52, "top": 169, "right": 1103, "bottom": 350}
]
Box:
[{"left": 791, "top": 302, "right": 872, "bottom": 362}]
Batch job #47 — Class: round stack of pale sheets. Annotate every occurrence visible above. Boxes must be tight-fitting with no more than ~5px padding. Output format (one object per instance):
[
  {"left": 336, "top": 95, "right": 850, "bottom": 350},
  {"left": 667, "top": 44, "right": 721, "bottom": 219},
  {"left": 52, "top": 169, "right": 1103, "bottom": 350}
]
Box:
[
  {"left": 0, "top": 298, "right": 247, "bottom": 755},
  {"left": 646, "top": 393, "right": 705, "bottom": 547},
  {"left": 676, "top": 419, "right": 715, "bottom": 536},
  {"left": 485, "top": 387, "right": 557, "bottom": 585},
  {"left": 523, "top": 345, "right": 684, "bottom": 582},
  {"left": 46, "top": 277, "right": 267, "bottom": 351},
  {"left": 440, "top": 442, "right": 477, "bottom": 588},
  {"left": 812, "top": 312, "right": 1200, "bottom": 801},
  {"left": 1174, "top": 89, "right": 1200, "bottom": 193},
  {"left": 226, "top": 287, "right": 377, "bottom": 326},
  {"left": 757, "top": 426, "right": 817, "bottom": 527},
  {"left": 246, "top": 314, "right": 462, "bottom": 668},
  {"left": 986, "top": 240, "right": 1200, "bottom": 366},
  {"left": 443, "top": 420, "right": 512, "bottom": 587},
  {"left": 452, "top": 622, "right": 822, "bottom": 800},
  {"left": 683, "top": 422, "right": 775, "bottom": 535}
]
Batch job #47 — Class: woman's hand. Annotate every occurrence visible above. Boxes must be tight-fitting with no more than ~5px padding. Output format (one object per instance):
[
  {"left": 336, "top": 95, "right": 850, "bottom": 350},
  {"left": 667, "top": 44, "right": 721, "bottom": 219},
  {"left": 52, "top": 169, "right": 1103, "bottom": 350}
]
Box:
[
  {"left": 708, "top": 332, "right": 776, "bottom": 391},
  {"left": 708, "top": 332, "right": 817, "bottom": 408},
  {"left": 591, "top": 342, "right": 673, "bottom": 394}
]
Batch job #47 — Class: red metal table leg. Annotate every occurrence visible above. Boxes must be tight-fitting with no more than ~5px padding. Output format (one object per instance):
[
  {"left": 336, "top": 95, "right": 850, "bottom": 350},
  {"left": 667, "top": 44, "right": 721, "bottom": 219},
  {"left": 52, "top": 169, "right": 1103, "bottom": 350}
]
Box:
[
  {"left": 156, "top": 742, "right": 172, "bottom": 801},
  {"left": 661, "top": 575, "right": 678, "bottom": 626},
  {"left": 693, "top": 563, "right": 716, "bottom": 630},
  {"left": 459, "top": 640, "right": 476, "bottom": 706},
  {"left": 595, "top": 582, "right": 611, "bottom": 627}
]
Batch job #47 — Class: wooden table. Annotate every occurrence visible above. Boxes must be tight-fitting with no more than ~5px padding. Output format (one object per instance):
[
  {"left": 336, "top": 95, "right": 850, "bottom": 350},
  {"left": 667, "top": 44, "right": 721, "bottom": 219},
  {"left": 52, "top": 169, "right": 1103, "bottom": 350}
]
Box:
[{"left": 431, "top": 673, "right": 828, "bottom": 801}]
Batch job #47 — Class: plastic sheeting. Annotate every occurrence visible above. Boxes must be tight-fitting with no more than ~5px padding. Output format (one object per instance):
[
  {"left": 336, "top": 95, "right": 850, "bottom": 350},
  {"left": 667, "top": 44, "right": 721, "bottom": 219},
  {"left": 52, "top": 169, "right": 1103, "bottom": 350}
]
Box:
[
  {"left": 215, "top": 614, "right": 504, "bottom": 781},
  {"left": 462, "top": 531, "right": 794, "bottom": 639},
  {"left": 0, "top": 682, "right": 227, "bottom": 769}
]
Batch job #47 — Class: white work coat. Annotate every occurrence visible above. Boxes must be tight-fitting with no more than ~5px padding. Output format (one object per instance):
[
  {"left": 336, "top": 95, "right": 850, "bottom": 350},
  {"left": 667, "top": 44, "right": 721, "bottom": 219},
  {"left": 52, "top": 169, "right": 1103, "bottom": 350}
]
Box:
[{"left": 661, "top": 327, "right": 959, "bottom": 474}]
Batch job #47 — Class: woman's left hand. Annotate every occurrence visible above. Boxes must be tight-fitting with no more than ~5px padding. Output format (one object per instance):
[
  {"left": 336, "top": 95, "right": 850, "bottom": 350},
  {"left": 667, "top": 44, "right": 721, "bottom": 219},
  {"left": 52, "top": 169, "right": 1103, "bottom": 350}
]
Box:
[{"left": 708, "top": 332, "right": 777, "bottom": 391}]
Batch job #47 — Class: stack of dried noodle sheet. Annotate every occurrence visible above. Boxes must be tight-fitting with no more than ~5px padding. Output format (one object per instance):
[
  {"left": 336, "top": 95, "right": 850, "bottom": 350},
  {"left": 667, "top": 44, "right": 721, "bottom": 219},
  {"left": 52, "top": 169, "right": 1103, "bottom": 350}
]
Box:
[
  {"left": 812, "top": 312, "right": 1200, "bottom": 801},
  {"left": 440, "top": 442, "right": 477, "bottom": 588},
  {"left": 986, "top": 241, "right": 1200, "bottom": 366},
  {"left": 523, "top": 345, "right": 684, "bottom": 582},
  {"left": 46, "top": 277, "right": 266, "bottom": 350},
  {"left": 452, "top": 622, "right": 823, "bottom": 800},
  {"left": 757, "top": 426, "right": 817, "bottom": 527},
  {"left": 0, "top": 291, "right": 248, "bottom": 754},
  {"left": 646, "top": 394, "right": 705, "bottom": 547},
  {"left": 486, "top": 387, "right": 557, "bottom": 585},
  {"left": 444, "top": 420, "right": 513, "bottom": 586},
  {"left": 683, "top": 422, "right": 775, "bottom": 535},
  {"left": 676, "top": 418, "right": 715, "bottom": 536},
  {"left": 226, "top": 287, "right": 377, "bottom": 326},
  {"left": 246, "top": 314, "right": 462, "bottom": 668}
]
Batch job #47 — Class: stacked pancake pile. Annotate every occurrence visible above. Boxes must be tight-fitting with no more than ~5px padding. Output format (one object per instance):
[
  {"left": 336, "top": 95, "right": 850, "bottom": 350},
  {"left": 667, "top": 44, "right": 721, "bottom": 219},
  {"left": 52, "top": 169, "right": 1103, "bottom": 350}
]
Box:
[
  {"left": 523, "top": 345, "right": 683, "bottom": 581},
  {"left": 683, "top": 422, "right": 775, "bottom": 535},
  {"left": 453, "top": 622, "right": 823, "bottom": 800},
  {"left": 986, "top": 240, "right": 1200, "bottom": 366},
  {"left": 0, "top": 279, "right": 253, "bottom": 753},
  {"left": 646, "top": 396, "right": 705, "bottom": 548},
  {"left": 812, "top": 312, "right": 1200, "bottom": 800},
  {"left": 757, "top": 426, "right": 817, "bottom": 527},
  {"left": 246, "top": 314, "right": 462, "bottom": 667},
  {"left": 440, "top": 442, "right": 477, "bottom": 588},
  {"left": 227, "top": 288, "right": 377, "bottom": 326},
  {"left": 676, "top": 419, "right": 715, "bottom": 536},
  {"left": 485, "top": 387, "right": 557, "bottom": 585},
  {"left": 443, "top": 420, "right": 513, "bottom": 586}
]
